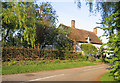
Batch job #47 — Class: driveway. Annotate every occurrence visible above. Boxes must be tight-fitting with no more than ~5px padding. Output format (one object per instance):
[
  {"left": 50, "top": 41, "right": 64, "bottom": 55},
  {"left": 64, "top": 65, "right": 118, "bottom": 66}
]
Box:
[{"left": 2, "top": 64, "right": 109, "bottom": 82}]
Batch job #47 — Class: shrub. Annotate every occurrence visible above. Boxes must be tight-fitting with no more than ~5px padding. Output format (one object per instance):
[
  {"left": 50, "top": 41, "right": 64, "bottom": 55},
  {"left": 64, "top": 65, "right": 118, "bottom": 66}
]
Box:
[
  {"left": 95, "top": 59, "right": 102, "bottom": 62},
  {"left": 81, "top": 43, "right": 98, "bottom": 56},
  {"left": 88, "top": 56, "right": 96, "bottom": 62}
]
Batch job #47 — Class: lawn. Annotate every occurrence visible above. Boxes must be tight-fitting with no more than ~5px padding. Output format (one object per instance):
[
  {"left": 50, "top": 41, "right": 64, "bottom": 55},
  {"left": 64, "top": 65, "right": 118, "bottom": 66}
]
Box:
[{"left": 2, "top": 60, "right": 97, "bottom": 75}]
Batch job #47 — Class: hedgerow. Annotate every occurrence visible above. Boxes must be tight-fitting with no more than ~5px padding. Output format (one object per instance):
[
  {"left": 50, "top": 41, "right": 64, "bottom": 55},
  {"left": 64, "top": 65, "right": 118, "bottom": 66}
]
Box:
[{"left": 2, "top": 47, "right": 84, "bottom": 62}]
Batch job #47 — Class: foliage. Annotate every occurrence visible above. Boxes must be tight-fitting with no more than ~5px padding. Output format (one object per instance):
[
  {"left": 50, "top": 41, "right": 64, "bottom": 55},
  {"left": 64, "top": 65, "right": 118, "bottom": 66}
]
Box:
[
  {"left": 2, "top": 47, "right": 83, "bottom": 61},
  {"left": 77, "top": 55, "right": 88, "bottom": 61},
  {"left": 2, "top": 2, "right": 36, "bottom": 47},
  {"left": 88, "top": 56, "right": 96, "bottom": 62},
  {"left": 103, "top": 10, "right": 120, "bottom": 81},
  {"left": 95, "top": 59, "right": 102, "bottom": 62},
  {"left": 81, "top": 43, "right": 98, "bottom": 55},
  {"left": 1, "top": 2, "right": 58, "bottom": 48},
  {"left": 55, "top": 26, "right": 73, "bottom": 51},
  {"left": 35, "top": 2, "right": 58, "bottom": 48},
  {"left": 95, "top": 3, "right": 120, "bottom": 81}
]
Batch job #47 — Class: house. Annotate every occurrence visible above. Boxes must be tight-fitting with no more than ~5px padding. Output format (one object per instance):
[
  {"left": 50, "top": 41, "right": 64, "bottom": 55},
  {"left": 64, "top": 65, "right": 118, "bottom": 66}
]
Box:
[{"left": 59, "top": 20, "right": 103, "bottom": 52}]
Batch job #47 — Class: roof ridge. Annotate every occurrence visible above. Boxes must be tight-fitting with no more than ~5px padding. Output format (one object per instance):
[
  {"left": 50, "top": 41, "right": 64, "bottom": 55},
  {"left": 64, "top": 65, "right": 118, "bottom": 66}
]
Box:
[{"left": 76, "top": 28, "right": 93, "bottom": 33}]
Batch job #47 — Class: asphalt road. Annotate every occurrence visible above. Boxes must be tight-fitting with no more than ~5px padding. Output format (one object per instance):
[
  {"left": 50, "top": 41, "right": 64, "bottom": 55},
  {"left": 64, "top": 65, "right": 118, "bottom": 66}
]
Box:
[{"left": 2, "top": 64, "right": 109, "bottom": 82}]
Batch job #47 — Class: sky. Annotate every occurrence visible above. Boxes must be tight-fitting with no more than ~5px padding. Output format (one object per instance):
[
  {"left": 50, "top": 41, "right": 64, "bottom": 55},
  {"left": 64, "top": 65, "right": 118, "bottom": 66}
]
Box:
[{"left": 50, "top": 1, "right": 108, "bottom": 43}]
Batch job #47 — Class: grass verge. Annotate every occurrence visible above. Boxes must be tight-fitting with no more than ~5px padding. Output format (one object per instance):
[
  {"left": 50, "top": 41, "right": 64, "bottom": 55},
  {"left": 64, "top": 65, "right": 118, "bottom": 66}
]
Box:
[
  {"left": 100, "top": 72, "right": 116, "bottom": 82},
  {"left": 2, "top": 60, "right": 96, "bottom": 75}
]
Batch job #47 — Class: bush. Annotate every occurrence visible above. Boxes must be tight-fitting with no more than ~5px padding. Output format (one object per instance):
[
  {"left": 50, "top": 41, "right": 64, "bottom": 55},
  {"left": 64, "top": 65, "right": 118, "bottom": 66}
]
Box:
[
  {"left": 95, "top": 59, "right": 102, "bottom": 62},
  {"left": 88, "top": 56, "right": 96, "bottom": 62},
  {"left": 81, "top": 43, "right": 98, "bottom": 56}
]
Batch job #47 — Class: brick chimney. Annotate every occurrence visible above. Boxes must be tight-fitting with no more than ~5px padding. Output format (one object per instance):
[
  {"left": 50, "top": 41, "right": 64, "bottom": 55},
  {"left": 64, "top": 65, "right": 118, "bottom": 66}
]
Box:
[
  {"left": 93, "top": 28, "right": 97, "bottom": 34},
  {"left": 71, "top": 20, "right": 75, "bottom": 28}
]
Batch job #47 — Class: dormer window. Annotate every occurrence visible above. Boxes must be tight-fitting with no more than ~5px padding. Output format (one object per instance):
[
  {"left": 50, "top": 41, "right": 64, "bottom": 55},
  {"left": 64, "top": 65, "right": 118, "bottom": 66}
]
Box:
[
  {"left": 86, "top": 35, "right": 91, "bottom": 43},
  {"left": 87, "top": 36, "right": 90, "bottom": 43}
]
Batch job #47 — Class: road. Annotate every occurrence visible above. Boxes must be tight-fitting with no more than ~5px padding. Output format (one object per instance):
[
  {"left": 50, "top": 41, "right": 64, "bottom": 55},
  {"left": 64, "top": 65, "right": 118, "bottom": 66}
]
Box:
[{"left": 2, "top": 64, "right": 109, "bottom": 82}]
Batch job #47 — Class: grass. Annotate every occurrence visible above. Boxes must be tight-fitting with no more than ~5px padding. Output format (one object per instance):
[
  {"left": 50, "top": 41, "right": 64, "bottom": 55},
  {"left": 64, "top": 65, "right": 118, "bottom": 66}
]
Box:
[
  {"left": 100, "top": 72, "right": 117, "bottom": 82},
  {"left": 2, "top": 60, "right": 97, "bottom": 75}
]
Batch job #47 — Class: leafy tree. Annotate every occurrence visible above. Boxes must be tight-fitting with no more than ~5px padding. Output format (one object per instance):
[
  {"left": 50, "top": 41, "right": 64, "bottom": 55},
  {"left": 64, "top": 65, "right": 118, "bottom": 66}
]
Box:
[
  {"left": 102, "top": 9, "right": 120, "bottom": 81},
  {"left": 2, "top": 2, "right": 19, "bottom": 47},
  {"left": 2, "top": 2, "right": 36, "bottom": 47},
  {"left": 35, "top": 2, "right": 58, "bottom": 48},
  {"left": 2, "top": 2, "right": 58, "bottom": 48},
  {"left": 52, "top": 25, "right": 73, "bottom": 59},
  {"left": 56, "top": 25, "right": 73, "bottom": 51},
  {"left": 81, "top": 43, "right": 98, "bottom": 56}
]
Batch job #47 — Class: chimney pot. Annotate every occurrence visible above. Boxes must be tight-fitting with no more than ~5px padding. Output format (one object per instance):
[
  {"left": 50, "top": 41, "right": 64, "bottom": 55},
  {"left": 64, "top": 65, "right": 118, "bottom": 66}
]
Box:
[{"left": 71, "top": 20, "right": 75, "bottom": 28}]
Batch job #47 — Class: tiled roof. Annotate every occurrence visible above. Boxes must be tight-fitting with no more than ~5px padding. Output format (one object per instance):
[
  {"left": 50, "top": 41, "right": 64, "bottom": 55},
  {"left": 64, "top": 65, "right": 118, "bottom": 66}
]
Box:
[{"left": 59, "top": 24, "right": 102, "bottom": 45}]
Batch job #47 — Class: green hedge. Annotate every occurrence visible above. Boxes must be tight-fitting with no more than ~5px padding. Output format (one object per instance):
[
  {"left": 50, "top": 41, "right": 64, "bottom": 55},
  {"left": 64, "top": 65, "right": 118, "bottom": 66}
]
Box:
[
  {"left": 2, "top": 47, "right": 83, "bottom": 61},
  {"left": 81, "top": 43, "right": 98, "bottom": 55}
]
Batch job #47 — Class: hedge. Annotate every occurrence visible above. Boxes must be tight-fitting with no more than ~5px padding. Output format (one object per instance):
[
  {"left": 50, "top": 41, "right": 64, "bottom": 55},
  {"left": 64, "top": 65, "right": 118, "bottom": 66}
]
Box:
[{"left": 2, "top": 47, "right": 82, "bottom": 62}]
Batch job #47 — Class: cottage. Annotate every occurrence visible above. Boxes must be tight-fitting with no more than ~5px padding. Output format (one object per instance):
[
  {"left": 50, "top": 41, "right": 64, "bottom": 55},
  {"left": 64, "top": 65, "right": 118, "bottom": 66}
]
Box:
[{"left": 59, "top": 20, "right": 103, "bottom": 52}]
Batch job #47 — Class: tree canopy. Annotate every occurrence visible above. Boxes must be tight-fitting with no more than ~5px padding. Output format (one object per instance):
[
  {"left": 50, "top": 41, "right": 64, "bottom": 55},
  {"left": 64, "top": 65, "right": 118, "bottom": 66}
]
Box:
[{"left": 1, "top": 2, "right": 58, "bottom": 48}]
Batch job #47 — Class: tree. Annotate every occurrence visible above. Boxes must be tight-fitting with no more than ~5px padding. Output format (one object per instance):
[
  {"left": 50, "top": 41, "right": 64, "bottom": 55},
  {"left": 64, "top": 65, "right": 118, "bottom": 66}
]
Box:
[
  {"left": 2, "top": 2, "right": 58, "bottom": 48},
  {"left": 55, "top": 26, "right": 73, "bottom": 51},
  {"left": 35, "top": 2, "right": 58, "bottom": 48},
  {"left": 102, "top": 9, "right": 120, "bottom": 81},
  {"left": 2, "top": 2, "right": 19, "bottom": 47},
  {"left": 2, "top": 2, "right": 36, "bottom": 47}
]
